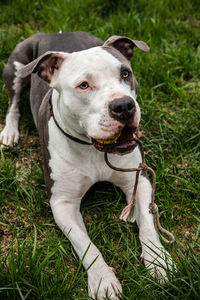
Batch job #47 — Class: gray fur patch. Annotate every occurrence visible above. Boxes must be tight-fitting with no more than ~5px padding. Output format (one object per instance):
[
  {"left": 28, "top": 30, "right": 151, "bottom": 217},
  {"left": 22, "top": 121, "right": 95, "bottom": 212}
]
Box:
[{"left": 102, "top": 47, "right": 138, "bottom": 93}]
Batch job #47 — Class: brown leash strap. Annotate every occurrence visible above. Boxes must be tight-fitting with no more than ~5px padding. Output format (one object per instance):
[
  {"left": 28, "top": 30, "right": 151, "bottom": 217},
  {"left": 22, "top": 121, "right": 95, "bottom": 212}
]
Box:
[{"left": 104, "top": 138, "right": 175, "bottom": 244}]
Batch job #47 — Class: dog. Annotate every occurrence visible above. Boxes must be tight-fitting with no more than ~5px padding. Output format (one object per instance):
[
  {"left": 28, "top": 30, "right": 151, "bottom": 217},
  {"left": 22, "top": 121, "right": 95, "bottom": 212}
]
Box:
[{"left": 0, "top": 32, "right": 174, "bottom": 299}]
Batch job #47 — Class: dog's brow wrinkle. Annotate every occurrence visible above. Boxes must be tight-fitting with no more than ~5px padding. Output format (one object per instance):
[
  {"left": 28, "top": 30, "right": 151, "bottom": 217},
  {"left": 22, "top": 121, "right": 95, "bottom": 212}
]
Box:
[{"left": 120, "top": 64, "right": 131, "bottom": 72}]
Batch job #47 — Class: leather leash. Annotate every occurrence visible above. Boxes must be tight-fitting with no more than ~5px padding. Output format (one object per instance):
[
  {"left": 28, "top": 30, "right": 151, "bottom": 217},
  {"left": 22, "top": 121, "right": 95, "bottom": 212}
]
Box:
[{"left": 104, "top": 138, "right": 175, "bottom": 244}]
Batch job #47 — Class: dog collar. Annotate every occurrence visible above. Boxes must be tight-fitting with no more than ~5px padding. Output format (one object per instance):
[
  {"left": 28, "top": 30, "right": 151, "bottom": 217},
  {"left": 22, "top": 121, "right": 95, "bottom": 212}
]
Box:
[{"left": 49, "top": 95, "right": 93, "bottom": 145}]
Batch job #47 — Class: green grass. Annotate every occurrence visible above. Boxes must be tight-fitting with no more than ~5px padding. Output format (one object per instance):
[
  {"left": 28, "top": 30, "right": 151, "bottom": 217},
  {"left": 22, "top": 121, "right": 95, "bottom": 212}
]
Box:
[{"left": 0, "top": 0, "right": 199, "bottom": 299}]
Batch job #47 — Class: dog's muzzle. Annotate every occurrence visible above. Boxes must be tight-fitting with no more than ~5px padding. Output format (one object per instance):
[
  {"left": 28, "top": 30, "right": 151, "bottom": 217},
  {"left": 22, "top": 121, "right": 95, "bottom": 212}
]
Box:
[{"left": 92, "top": 96, "right": 138, "bottom": 154}]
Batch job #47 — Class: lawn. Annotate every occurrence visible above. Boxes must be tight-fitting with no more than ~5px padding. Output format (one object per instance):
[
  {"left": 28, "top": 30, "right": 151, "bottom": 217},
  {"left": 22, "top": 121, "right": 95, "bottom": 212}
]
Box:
[{"left": 0, "top": 0, "right": 199, "bottom": 299}]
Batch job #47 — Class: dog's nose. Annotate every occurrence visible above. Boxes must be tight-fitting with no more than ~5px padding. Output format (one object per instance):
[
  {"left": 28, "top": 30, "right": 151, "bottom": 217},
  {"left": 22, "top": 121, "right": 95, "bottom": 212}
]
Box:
[{"left": 109, "top": 96, "right": 136, "bottom": 124}]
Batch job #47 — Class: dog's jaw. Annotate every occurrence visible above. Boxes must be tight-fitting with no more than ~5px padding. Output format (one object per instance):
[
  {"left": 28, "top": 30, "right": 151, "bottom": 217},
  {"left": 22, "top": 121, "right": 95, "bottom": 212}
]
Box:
[{"left": 92, "top": 125, "right": 139, "bottom": 155}]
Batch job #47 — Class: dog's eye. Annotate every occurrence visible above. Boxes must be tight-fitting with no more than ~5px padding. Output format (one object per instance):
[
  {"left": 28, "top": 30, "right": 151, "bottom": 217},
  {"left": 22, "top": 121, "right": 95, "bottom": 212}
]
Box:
[
  {"left": 121, "top": 69, "right": 130, "bottom": 79},
  {"left": 79, "top": 81, "right": 89, "bottom": 89}
]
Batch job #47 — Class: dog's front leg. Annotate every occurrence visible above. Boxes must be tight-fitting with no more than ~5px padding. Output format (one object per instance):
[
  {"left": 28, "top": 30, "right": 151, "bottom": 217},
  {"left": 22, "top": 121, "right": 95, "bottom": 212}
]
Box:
[
  {"left": 50, "top": 196, "right": 122, "bottom": 299},
  {"left": 135, "top": 174, "right": 175, "bottom": 280}
]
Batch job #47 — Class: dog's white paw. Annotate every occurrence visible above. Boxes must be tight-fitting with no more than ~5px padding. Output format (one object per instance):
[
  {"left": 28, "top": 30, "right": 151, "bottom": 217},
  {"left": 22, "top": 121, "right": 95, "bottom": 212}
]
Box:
[
  {"left": 88, "top": 266, "right": 122, "bottom": 299},
  {"left": 141, "top": 243, "right": 175, "bottom": 282},
  {"left": 0, "top": 125, "right": 19, "bottom": 146}
]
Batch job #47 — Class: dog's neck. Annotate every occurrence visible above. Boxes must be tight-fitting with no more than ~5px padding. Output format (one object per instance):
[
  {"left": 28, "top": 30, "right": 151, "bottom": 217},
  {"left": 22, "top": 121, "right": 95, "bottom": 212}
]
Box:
[{"left": 51, "top": 89, "right": 92, "bottom": 144}]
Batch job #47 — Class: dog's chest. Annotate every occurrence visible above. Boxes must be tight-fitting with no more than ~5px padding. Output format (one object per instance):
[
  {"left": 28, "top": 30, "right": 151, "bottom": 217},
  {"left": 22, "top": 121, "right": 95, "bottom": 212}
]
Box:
[
  {"left": 47, "top": 118, "right": 140, "bottom": 197},
  {"left": 47, "top": 118, "right": 114, "bottom": 181}
]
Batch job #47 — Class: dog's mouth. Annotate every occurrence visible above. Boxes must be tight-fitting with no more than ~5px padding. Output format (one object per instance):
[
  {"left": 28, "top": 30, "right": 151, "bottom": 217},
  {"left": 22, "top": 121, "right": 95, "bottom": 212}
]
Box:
[{"left": 92, "top": 126, "right": 138, "bottom": 154}]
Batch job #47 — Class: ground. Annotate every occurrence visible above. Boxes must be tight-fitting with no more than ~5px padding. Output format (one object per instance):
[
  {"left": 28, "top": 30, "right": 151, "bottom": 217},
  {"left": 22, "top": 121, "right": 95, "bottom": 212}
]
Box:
[{"left": 0, "top": 0, "right": 199, "bottom": 299}]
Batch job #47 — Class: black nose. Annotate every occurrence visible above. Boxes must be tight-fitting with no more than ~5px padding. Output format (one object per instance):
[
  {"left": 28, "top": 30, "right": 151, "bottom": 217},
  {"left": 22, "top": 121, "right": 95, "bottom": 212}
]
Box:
[{"left": 109, "top": 96, "right": 136, "bottom": 124}]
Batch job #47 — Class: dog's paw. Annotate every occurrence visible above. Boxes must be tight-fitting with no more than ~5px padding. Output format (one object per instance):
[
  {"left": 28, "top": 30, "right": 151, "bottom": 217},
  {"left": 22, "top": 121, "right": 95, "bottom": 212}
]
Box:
[
  {"left": 141, "top": 243, "right": 175, "bottom": 282},
  {"left": 88, "top": 266, "right": 122, "bottom": 299},
  {"left": 0, "top": 125, "right": 19, "bottom": 147}
]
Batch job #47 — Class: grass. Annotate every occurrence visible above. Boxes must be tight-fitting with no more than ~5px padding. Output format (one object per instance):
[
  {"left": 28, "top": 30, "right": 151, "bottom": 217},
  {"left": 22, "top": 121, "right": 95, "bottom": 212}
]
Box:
[{"left": 0, "top": 0, "right": 199, "bottom": 299}]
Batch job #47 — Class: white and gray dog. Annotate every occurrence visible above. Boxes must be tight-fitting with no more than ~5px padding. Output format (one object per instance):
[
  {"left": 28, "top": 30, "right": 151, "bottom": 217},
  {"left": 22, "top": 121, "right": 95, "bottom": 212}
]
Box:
[{"left": 0, "top": 32, "right": 174, "bottom": 299}]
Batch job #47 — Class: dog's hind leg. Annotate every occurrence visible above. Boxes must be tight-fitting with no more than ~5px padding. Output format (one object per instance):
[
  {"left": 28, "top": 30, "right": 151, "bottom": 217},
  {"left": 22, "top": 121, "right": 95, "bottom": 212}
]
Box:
[{"left": 0, "top": 60, "right": 26, "bottom": 146}]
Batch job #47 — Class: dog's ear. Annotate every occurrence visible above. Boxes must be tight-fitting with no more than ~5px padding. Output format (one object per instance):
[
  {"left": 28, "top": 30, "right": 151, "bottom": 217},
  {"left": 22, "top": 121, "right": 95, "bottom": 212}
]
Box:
[
  {"left": 103, "top": 36, "right": 150, "bottom": 60},
  {"left": 18, "top": 51, "right": 66, "bottom": 83}
]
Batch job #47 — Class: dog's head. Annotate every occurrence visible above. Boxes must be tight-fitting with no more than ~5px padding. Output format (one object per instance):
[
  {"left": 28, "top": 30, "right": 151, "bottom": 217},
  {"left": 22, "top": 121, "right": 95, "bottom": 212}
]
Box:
[{"left": 19, "top": 35, "right": 149, "bottom": 154}]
